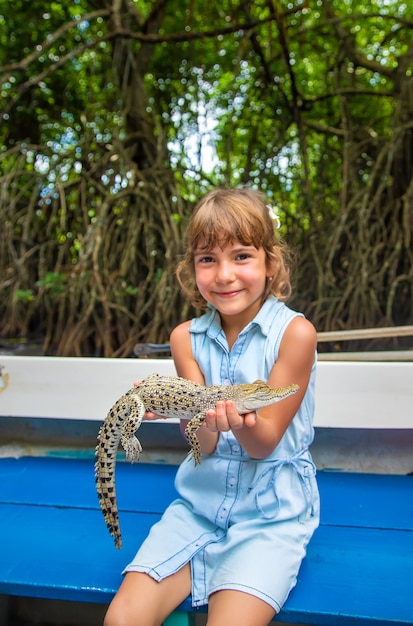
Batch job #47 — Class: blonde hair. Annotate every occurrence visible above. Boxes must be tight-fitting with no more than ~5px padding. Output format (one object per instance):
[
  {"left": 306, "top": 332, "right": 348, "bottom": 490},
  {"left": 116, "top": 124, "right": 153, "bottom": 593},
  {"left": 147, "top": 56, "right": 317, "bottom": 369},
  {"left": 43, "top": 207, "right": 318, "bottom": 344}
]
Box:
[{"left": 176, "top": 188, "right": 293, "bottom": 309}]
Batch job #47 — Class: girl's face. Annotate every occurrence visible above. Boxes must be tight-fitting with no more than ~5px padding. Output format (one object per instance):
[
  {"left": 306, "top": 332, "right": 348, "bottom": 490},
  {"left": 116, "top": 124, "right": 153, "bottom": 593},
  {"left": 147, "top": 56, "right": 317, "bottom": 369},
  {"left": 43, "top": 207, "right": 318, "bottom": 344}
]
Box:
[{"left": 193, "top": 240, "right": 274, "bottom": 324}]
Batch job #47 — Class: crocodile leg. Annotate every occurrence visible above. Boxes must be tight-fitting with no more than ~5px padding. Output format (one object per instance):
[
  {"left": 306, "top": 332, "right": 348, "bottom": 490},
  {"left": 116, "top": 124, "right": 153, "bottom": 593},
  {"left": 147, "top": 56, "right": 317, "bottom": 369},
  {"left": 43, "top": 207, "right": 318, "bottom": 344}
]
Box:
[
  {"left": 184, "top": 411, "right": 207, "bottom": 466},
  {"left": 120, "top": 396, "right": 145, "bottom": 462}
]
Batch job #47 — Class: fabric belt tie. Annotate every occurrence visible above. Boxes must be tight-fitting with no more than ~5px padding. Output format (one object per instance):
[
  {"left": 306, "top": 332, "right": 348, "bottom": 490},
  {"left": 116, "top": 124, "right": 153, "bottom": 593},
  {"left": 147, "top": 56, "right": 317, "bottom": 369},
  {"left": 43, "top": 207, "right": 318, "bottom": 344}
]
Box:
[{"left": 248, "top": 448, "right": 316, "bottom": 520}]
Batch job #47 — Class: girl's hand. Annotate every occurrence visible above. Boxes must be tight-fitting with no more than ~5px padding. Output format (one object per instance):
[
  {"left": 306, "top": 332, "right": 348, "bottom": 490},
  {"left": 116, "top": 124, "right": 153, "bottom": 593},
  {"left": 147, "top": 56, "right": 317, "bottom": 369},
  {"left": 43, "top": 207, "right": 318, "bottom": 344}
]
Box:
[
  {"left": 143, "top": 409, "right": 167, "bottom": 421},
  {"left": 205, "top": 401, "right": 257, "bottom": 432}
]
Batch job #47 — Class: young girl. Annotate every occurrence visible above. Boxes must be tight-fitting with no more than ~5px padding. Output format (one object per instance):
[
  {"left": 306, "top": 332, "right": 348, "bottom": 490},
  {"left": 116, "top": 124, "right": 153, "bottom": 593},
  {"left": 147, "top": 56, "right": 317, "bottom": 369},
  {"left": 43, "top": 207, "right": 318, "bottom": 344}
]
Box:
[{"left": 104, "top": 188, "right": 319, "bottom": 626}]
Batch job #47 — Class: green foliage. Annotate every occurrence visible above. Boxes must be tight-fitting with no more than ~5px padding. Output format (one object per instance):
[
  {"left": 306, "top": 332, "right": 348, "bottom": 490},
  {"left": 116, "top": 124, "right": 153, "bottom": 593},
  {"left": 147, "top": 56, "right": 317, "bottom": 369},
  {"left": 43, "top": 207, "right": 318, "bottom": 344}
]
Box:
[
  {"left": 0, "top": 0, "right": 412, "bottom": 354},
  {"left": 35, "top": 272, "right": 69, "bottom": 298},
  {"left": 15, "top": 289, "right": 34, "bottom": 303}
]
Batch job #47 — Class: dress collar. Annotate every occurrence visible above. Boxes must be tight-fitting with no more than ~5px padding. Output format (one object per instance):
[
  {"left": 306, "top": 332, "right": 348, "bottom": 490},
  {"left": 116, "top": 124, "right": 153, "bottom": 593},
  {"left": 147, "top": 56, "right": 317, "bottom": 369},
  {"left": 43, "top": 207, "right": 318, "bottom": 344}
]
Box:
[{"left": 190, "top": 295, "right": 282, "bottom": 340}]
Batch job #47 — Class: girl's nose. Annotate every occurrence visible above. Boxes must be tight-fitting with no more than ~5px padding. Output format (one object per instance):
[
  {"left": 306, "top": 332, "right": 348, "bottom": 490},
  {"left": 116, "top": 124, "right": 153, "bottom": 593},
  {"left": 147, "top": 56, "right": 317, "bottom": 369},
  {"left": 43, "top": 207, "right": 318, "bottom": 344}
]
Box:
[{"left": 216, "top": 262, "right": 235, "bottom": 283}]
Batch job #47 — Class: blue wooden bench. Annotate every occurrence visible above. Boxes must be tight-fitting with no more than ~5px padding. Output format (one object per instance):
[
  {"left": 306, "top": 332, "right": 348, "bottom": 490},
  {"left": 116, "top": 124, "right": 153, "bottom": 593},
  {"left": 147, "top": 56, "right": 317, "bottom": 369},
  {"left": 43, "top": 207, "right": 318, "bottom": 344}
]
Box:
[
  {"left": 1, "top": 354, "right": 413, "bottom": 625},
  {"left": 0, "top": 455, "right": 412, "bottom": 625}
]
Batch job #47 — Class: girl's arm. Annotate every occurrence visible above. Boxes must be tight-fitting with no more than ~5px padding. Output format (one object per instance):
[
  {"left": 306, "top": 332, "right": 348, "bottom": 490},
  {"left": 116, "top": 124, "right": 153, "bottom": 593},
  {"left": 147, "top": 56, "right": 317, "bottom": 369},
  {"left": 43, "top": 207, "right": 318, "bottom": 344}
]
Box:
[
  {"left": 170, "top": 321, "right": 220, "bottom": 456},
  {"left": 204, "top": 316, "right": 317, "bottom": 459}
]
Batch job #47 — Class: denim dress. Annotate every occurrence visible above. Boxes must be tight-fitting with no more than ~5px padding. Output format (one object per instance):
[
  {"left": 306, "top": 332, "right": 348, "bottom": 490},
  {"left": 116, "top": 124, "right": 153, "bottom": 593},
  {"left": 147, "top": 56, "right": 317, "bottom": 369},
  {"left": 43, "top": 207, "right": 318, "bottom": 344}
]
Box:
[{"left": 124, "top": 295, "right": 320, "bottom": 613}]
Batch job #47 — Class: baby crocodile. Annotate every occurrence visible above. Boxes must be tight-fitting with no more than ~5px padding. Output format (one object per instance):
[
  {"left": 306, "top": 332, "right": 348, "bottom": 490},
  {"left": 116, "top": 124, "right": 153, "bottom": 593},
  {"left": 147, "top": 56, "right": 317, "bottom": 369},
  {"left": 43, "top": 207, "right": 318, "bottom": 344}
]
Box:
[{"left": 95, "top": 373, "right": 298, "bottom": 548}]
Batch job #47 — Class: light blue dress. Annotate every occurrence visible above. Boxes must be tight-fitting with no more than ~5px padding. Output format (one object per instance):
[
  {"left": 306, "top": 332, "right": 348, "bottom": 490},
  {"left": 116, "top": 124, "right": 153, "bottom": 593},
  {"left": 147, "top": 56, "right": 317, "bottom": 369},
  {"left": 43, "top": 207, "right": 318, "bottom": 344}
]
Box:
[{"left": 124, "top": 295, "right": 320, "bottom": 613}]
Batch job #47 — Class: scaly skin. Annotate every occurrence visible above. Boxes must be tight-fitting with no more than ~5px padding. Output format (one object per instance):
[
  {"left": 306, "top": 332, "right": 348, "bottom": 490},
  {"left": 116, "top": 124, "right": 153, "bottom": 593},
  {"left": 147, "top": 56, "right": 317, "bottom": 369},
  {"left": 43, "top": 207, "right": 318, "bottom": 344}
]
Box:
[{"left": 95, "top": 373, "right": 299, "bottom": 548}]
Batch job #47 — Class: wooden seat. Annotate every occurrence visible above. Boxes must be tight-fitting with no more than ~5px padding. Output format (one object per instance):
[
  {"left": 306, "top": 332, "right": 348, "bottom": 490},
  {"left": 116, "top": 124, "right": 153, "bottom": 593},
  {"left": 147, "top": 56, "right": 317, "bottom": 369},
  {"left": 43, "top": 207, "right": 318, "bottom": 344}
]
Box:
[{"left": 0, "top": 456, "right": 412, "bottom": 624}]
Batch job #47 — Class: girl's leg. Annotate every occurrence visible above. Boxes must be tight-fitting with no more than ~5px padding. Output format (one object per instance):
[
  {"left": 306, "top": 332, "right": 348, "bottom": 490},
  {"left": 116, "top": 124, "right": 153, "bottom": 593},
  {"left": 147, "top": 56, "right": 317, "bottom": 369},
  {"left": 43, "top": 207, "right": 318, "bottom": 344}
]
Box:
[
  {"left": 206, "top": 589, "right": 276, "bottom": 626},
  {"left": 104, "top": 564, "right": 191, "bottom": 626}
]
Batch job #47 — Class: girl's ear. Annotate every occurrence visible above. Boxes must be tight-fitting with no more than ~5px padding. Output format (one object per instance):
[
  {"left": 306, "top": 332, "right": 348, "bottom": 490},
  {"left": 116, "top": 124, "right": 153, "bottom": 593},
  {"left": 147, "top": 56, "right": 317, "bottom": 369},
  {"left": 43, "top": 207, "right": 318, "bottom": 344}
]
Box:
[{"left": 266, "top": 246, "right": 280, "bottom": 278}]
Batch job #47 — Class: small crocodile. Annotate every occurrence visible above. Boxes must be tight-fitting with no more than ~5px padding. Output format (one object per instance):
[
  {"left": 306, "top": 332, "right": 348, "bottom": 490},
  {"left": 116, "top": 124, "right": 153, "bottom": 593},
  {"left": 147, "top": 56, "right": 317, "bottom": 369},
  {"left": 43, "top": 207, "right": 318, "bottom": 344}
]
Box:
[{"left": 95, "top": 373, "right": 299, "bottom": 548}]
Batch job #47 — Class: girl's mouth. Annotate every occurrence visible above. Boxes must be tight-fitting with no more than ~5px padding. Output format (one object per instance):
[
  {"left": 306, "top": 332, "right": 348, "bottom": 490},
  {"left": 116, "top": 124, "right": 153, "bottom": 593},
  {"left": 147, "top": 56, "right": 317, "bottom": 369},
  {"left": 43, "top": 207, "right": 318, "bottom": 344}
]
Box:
[{"left": 215, "top": 290, "right": 242, "bottom": 298}]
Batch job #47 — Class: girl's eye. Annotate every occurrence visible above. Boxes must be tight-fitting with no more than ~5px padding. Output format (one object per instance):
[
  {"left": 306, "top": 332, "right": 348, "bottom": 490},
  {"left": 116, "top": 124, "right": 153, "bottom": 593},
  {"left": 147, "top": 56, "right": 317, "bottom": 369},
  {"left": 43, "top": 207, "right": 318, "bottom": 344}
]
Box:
[
  {"left": 236, "top": 253, "right": 251, "bottom": 261},
  {"left": 197, "top": 256, "right": 214, "bottom": 264}
]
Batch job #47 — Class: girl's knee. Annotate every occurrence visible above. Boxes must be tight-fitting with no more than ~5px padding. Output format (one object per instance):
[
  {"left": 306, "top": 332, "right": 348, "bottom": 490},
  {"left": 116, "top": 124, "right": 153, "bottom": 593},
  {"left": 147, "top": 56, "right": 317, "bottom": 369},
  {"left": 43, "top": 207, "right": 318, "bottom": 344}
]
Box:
[
  {"left": 104, "top": 603, "right": 161, "bottom": 626},
  {"left": 206, "top": 590, "right": 276, "bottom": 626},
  {"left": 103, "top": 567, "right": 190, "bottom": 626},
  {"left": 104, "top": 597, "right": 150, "bottom": 626},
  {"left": 104, "top": 607, "right": 152, "bottom": 626},
  {"left": 103, "top": 604, "right": 128, "bottom": 626}
]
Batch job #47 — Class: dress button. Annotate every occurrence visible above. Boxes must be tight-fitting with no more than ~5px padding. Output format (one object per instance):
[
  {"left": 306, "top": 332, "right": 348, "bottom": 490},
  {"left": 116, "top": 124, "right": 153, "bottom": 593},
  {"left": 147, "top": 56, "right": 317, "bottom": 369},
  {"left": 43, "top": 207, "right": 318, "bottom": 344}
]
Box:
[
  {"left": 228, "top": 476, "right": 236, "bottom": 487},
  {"left": 231, "top": 444, "right": 240, "bottom": 454}
]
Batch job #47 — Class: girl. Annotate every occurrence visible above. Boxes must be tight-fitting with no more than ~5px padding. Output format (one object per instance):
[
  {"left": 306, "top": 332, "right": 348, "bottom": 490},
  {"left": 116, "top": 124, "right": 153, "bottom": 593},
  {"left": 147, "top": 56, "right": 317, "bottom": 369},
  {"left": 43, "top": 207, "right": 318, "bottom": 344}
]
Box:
[{"left": 104, "top": 188, "right": 319, "bottom": 626}]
